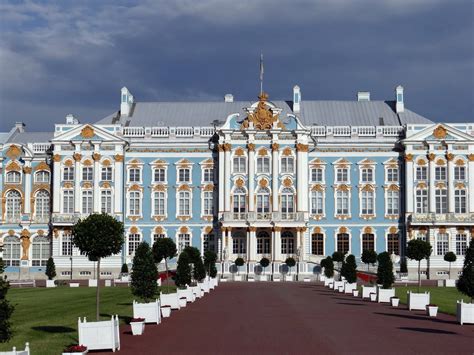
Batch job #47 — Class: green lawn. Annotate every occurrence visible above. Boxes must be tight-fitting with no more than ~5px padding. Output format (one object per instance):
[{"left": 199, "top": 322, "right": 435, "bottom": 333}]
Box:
[{"left": 0, "top": 285, "right": 175, "bottom": 355}]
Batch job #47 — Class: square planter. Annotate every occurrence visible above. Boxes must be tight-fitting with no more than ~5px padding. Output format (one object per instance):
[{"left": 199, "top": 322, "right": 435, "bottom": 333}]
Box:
[
  {"left": 130, "top": 321, "right": 145, "bottom": 335},
  {"left": 46, "top": 280, "right": 56, "bottom": 288},
  {"left": 259, "top": 275, "right": 268, "bottom": 281},
  {"left": 78, "top": 315, "right": 120, "bottom": 352},
  {"left": 361, "top": 286, "right": 377, "bottom": 299},
  {"left": 352, "top": 290, "right": 359, "bottom": 297},
  {"left": 338, "top": 286, "right": 344, "bottom": 293},
  {"left": 70, "top": 283, "right": 80, "bottom": 288},
  {"left": 285, "top": 275, "right": 293, "bottom": 282},
  {"left": 88, "top": 279, "right": 97, "bottom": 287},
  {"left": 63, "top": 352, "right": 88, "bottom": 355},
  {"left": 457, "top": 300, "right": 474, "bottom": 325},
  {"left": 105, "top": 280, "right": 112, "bottom": 287},
  {"left": 234, "top": 275, "right": 243, "bottom": 282},
  {"left": 179, "top": 297, "right": 187, "bottom": 308},
  {"left": 161, "top": 306, "right": 171, "bottom": 318},
  {"left": 333, "top": 280, "right": 344, "bottom": 291},
  {"left": 133, "top": 299, "right": 161, "bottom": 324},
  {"left": 273, "top": 277, "right": 281, "bottom": 282},
  {"left": 303, "top": 277, "right": 311, "bottom": 282},
  {"left": 444, "top": 279, "right": 456, "bottom": 287},
  {"left": 344, "top": 283, "right": 357, "bottom": 294},
  {"left": 426, "top": 305, "right": 438, "bottom": 317},
  {"left": 324, "top": 278, "right": 334, "bottom": 287},
  {"left": 407, "top": 291, "right": 430, "bottom": 311},
  {"left": 248, "top": 277, "right": 255, "bottom": 282},
  {"left": 369, "top": 293, "right": 377, "bottom": 302},
  {"left": 377, "top": 288, "right": 395, "bottom": 303},
  {"left": 391, "top": 297, "right": 400, "bottom": 307},
  {"left": 320, "top": 275, "right": 326, "bottom": 282}
]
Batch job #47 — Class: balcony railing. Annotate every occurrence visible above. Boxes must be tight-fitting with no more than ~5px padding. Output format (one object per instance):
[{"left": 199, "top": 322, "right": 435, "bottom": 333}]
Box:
[
  {"left": 221, "top": 211, "right": 307, "bottom": 222},
  {"left": 52, "top": 213, "right": 81, "bottom": 224},
  {"left": 410, "top": 213, "right": 474, "bottom": 224}
]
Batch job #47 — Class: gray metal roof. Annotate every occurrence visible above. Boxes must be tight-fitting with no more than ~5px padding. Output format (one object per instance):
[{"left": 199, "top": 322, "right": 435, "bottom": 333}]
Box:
[
  {"left": 95, "top": 100, "right": 432, "bottom": 127},
  {"left": 0, "top": 133, "right": 11, "bottom": 144},
  {"left": 8, "top": 132, "right": 53, "bottom": 143}
]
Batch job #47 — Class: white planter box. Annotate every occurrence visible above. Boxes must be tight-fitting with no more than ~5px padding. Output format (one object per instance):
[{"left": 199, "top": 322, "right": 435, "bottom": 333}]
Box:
[
  {"left": 161, "top": 306, "right": 171, "bottom": 318},
  {"left": 333, "top": 280, "right": 344, "bottom": 291},
  {"left": 157, "top": 278, "right": 162, "bottom": 287},
  {"left": 377, "top": 288, "right": 395, "bottom": 303},
  {"left": 361, "top": 286, "right": 377, "bottom": 299},
  {"left": 63, "top": 351, "right": 87, "bottom": 355},
  {"left": 285, "top": 275, "right": 293, "bottom": 282},
  {"left": 78, "top": 315, "right": 120, "bottom": 352},
  {"left": 248, "top": 277, "right": 255, "bottom": 282},
  {"left": 178, "top": 287, "right": 195, "bottom": 303},
  {"left": 220, "top": 278, "right": 228, "bottom": 282},
  {"left": 444, "top": 279, "right": 456, "bottom": 287},
  {"left": 160, "top": 292, "right": 180, "bottom": 310},
  {"left": 105, "top": 280, "right": 112, "bottom": 287},
  {"left": 344, "top": 283, "right": 357, "bottom": 294},
  {"left": 303, "top": 278, "right": 311, "bottom": 283},
  {"left": 133, "top": 299, "right": 161, "bottom": 324},
  {"left": 179, "top": 297, "right": 187, "bottom": 308},
  {"left": 210, "top": 277, "right": 218, "bottom": 288},
  {"left": 46, "top": 280, "right": 56, "bottom": 288},
  {"left": 70, "top": 283, "right": 80, "bottom": 288},
  {"left": 352, "top": 290, "right": 359, "bottom": 297},
  {"left": 407, "top": 292, "right": 430, "bottom": 311},
  {"left": 320, "top": 275, "right": 326, "bottom": 282},
  {"left": 190, "top": 286, "right": 203, "bottom": 298},
  {"left": 2, "top": 342, "right": 30, "bottom": 355},
  {"left": 457, "top": 300, "right": 474, "bottom": 325},
  {"left": 426, "top": 306, "right": 438, "bottom": 317},
  {"left": 391, "top": 298, "right": 400, "bottom": 307},
  {"left": 369, "top": 293, "right": 377, "bottom": 302},
  {"left": 130, "top": 321, "right": 145, "bottom": 335},
  {"left": 273, "top": 276, "right": 281, "bottom": 282},
  {"left": 88, "top": 279, "right": 97, "bottom": 287},
  {"left": 259, "top": 275, "right": 268, "bottom": 281},
  {"left": 324, "top": 278, "right": 334, "bottom": 287},
  {"left": 199, "top": 281, "right": 210, "bottom": 293},
  {"left": 120, "top": 275, "right": 129, "bottom": 282},
  {"left": 234, "top": 275, "right": 243, "bottom": 282}
]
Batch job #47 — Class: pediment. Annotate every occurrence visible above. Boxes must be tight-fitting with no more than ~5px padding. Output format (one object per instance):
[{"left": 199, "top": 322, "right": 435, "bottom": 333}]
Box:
[
  {"left": 405, "top": 124, "right": 474, "bottom": 143},
  {"left": 52, "top": 124, "right": 126, "bottom": 143}
]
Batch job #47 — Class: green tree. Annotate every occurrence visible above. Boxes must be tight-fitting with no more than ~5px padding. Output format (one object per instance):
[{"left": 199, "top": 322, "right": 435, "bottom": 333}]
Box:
[
  {"left": 203, "top": 251, "right": 218, "bottom": 277},
  {"left": 406, "top": 239, "right": 432, "bottom": 292},
  {"left": 72, "top": 213, "right": 124, "bottom": 320},
  {"left": 332, "top": 251, "right": 345, "bottom": 280},
  {"left": 183, "top": 246, "right": 206, "bottom": 282},
  {"left": 175, "top": 252, "right": 192, "bottom": 287},
  {"left": 341, "top": 254, "right": 357, "bottom": 283},
  {"left": 209, "top": 264, "right": 218, "bottom": 278},
  {"left": 45, "top": 257, "right": 56, "bottom": 280},
  {"left": 0, "top": 258, "right": 14, "bottom": 342},
  {"left": 444, "top": 252, "right": 457, "bottom": 279},
  {"left": 121, "top": 263, "right": 129, "bottom": 274},
  {"left": 376, "top": 252, "right": 395, "bottom": 289},
  {"left": 361, "top": 250, "right": 377, "bottom": 271},
  {"left": 234, "top": 257, "right": 244, "bottom": 276},
  {"left": 259, "top": 257, "right": 270, "bottom": 275},
  {"left": 322, "top": 257, "right": 334, "bottom": 278},
  {"left": 131, "top": 242, "right": 158, "bottom": 302},
  {"left": 457, "top": 239, "right": 474, "bottom": 302},
  {"left": 152, "top": 238, "right": 177, "bottom": 287},
  {"left": 400, "top": 258, "right": 408, "bottom": 273},
  {"left": 285, "top": 257, "right": 296, "bottom": 275}
]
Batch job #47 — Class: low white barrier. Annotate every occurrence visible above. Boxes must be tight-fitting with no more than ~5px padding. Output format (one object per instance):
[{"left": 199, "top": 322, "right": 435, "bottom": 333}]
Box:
[
  {"left": 199, "top": 280, "right": 210, "bottom": 293},
  {"left": 46, "top": 280, "right": 56, "bottom": 288},
  {"left": 69, "top": 283, "right": 79, "bottom": 288},
  {"left": 444, "top": 279, "right": 456, "bottom": 287},
  {"left": 190, "top": 285, "right": 203, "bottom": 298},
  {"left": 324, "top": 278, "right": 334, "bottom": 287},
  {"left": 0, "top": 342, "right": 29, "bottom": 355},
  {"left": 78, "top": 315, "right": 120, "bottom": 352},
  {"left": 320, "top": 275, "right": 326, "bottom": 282},
  {"left": 133, "top": 299, "right": 161, "bottom": 324},
  {"left": 377, "top": 288, "right": 395, "bottom": 303},
  {"left": 344, "top": 283, "right": 357, "bottom": 294},
  {"left": 88, "top": 279, "right": 97, "bottom": 287},
  {"left": 407, "top": 291, "right": 430, "bottom": 311},
  {"left": 177, "top": 288, "right": 195, "bottom": 303},
  {"left": 457, "top": 300, "right": 474, "bottom": 325},
  {"left": 160, "top": 292, "right": 180, "bottom": 310},
  {"left": 361, "top": 286, "right": 377, "bottom": 299},
  {"left": 333, "top": 280, "right": 344, "bottom": 291}
]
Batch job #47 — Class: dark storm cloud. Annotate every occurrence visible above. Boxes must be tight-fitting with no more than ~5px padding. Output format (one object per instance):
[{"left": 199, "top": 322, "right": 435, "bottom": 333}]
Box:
[{"left": 0, "top": 0, "right": 472, "bottom": 131}]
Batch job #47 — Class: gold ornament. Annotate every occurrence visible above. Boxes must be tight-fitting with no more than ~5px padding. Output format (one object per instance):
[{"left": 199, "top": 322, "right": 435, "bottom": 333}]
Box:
[
  {"left": 241, "top": 92, "right": 281, "bottom": 130},
  {"left": 433, "top": 125, "right": 447, "bottom": 139},
  {"left": 81, "top": 126, "right": 95, "bottom": 139}
]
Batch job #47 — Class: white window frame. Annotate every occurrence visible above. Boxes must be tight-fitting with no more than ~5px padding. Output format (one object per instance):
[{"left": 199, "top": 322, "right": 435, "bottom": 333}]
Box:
[
  {"left": 435, "top": 189, "right": 448, "bottom": 214},
  {"left": 416, "top": 166, "right": 427, "bottom": 180},
  {"left": 454, "top": 166, "right": 466, "bottom": 181},
  {"left": 202, "top": 167, "right": 214, "bottom": 184},
  {"left": 177, "top": 191, "right": 191, "bottom": 217},
  {"left": 280, "top": 156, "right": 295, "bottom": 174},
  {"left": 35, "top": 170, "right": 50, "bottom": 183},
  {"left": 81, "top": 190, "right": 93, "bottom": 214},
  {"left": 360, "top": 167, "right": 374, "bottom": 184},
  {"left": 310, "top": 167, "right": 324, "bottom": 183},
  {"left": 35, "top": 190, "right": 50, "bottom": 220},
  {"left": 310, "top": 190, "right": 324, "bottom": 216},
  {"left": 152, "top": 191, "right": 167, "bottom": 216},
  {"left": 386, "top": 167, "right": 399, "bottom": 183},
  {"left": 177, "top": 233, "right": 191, "bottom": 253},
  {"left": 6, "top": 171, "right": 21, "bottom": 183},
  {"left": 386, "top": 190, "right": 399, "bottom": 216},
  {"left": 63, "top": 166, "right": 74, "bottom": 181},
  {"left": 436, "top": 233, "right": 449, "bottom": 256},
  {"left": 335, "top": 167, "right": 349, "bottom": 183},
  {"left": 63, "top": 189, "right": 74, "bottom": 214},
  {"left": 153, "top": 167, "right": 167, "bottom": 184},
  {"left": 202, "top": 190, "right": 214, "bottom": 216},
  {"left": 177, "top": 168, "right": 191, "bottom": 183},
  {"left": 360, "top": 190, "right": 375, "bottom": 216},
  {"left": 256, "top": 156, "right": 271, "bottom": 174},
  {"left": 233, "top": 156, "right": 247, "bottom": 174},
  {"left": 454, "top": 189, "right": 467, "bottom": 214},
  {"left": 335, "top": 232, "right": 351, "bottom": 254},
  {"left": 435, "top": 166, "right": 447, "bottom": 181},
  {"left": 128, "top": 233, "right": 141, "bottom": 256},
  {"left": 335, "top": 190, "right": 350, "bottom": 216},
  {"left": 128, "top": 167, "right": 142, "bottom": 183},
  {"left": 415, "top": 189, "right": 428, "bottom": 214},
  {"left": 82, "top": 166, "right": 93, "bottom": 181},
  {"left": 101, "top": 189, "right": 112, "bottom": 214},
  {"left": 128, "top": 191, "right": 142, "bottom": 216},
  {"left": 101, "top": 166, "right": 113, "bottom": 181}
]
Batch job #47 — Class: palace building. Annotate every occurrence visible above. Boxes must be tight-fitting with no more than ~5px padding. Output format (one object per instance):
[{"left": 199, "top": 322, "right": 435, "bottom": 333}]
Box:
[{"left": 0, "top": 85, "right": 473, "bottom": 280}]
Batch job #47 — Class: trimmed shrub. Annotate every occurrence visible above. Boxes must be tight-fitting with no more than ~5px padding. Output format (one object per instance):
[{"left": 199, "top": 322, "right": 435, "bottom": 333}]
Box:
[
  {"left": 406, "top": 239, "right": 432, "bottom": 292},
  {"left": 457, "top": 238, "right": 474, "bottom": 302},
  {"left": 400, "top": 258, "right": 408, "bottom": 273},
  {"left": 285, "top": 257, "right": 296, "bottom": 275},
  {"left": 361, "top": 250, "right": 377, "bottom": 271},
  {"left": 443, "top": 252, "right": 457, "bottom": 278},
  {"left": 204, "top": 250, "right": 218, "bottom": 277},
  {"left": 175, "top": 252, "right": 192, "bottom": 287},
  {"left": 376, "top": 252, "right": 395, "bottom": 289},
  {"left": 323, "top": 257, "right": 334, "bottom": 278},
  {"left": 45, "top": 257, "right": 56, "bottom": 280},
  {"left": 0, "top": 258, "right": 14, "bottom": 342},
  {"left": 341, "top": 254, "right": 357, "bottom": 283},
  {"left": 121, "top": 263, "right": 129, "bottom": 274},
  {"left": 235, "top": 257, "right": 245, "bottom": 275},
  {"left": 131, "top": 242, "right": 158, "bottom": 302},
  {"left": 260, "top": 257, "right": 270, "bottom": 274},
  {"left": 183, "top": 246, "right": 206, "bottom": 282}
]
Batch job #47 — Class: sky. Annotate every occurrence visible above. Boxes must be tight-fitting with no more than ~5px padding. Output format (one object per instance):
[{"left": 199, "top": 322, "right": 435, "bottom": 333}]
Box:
[{"left": 0, "top": 0, "right": 473, "bottom": 132}]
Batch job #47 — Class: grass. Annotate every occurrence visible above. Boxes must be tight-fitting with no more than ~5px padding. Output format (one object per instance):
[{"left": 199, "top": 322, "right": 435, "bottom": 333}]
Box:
[{"left": 0, "top": 285, "right": 176, "bottom": 355}]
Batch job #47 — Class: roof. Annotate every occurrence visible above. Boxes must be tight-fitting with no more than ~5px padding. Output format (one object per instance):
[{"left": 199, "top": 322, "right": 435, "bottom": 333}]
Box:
[
  {"left": 95, "top": 100, "right": 433, "bottom": 127},
  {"left": 7, "top": 132, "right": 53, "bottom": 144},
  {"left": 0, "top": 132, "right": 11, "bottom": 144}
]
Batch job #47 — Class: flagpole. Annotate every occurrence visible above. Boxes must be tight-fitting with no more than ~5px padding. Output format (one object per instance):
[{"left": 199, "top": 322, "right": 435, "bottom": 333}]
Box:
[{"left": 260, "top": 54, "right": 264, "bottom": 95}]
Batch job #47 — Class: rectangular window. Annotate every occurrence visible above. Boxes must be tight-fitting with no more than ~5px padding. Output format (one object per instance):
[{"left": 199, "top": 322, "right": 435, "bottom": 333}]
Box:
[
  {"left": 386, "top": 168, "right": 398, "bottom": 182},
  {"left": 203, "top": 191, "right": 213, "bottom": 215},
  {"left": 361, "top": 168, "right": 374, "bottom": 183},
  {"left": 435, "top": 166, "right": 447, "bottom": 181},
  {"left": 454, "top": 166, "right": 466, "bottom": 180},
  {"left": 82, "top": 167, "right": 93, "bottom": 181},
  {"left": 153, "top": 191, "right": 166, "bottom": 216},
  {"left": 129, "top": 168, "right": 141, "bottom": 182},
  {"left": 32, "top": 237, "right": 49, "bottom": 266},
  {"left": 455, "top": 190, "right": 467, "bottom": 214},
  {"left": 337, "top": 234, "right": 349, "bottom": 254},
  {"left": 128, "top": 234, "right": 141, "bottom": 255},
  {"left": 336, "top": 168, "right": 349, "bottom": 183},
  {"left": 101, "top": 190, "right": 112, "bottom": 214},
  {"left": 281, "top": 157, "right": 294, "bottom": 174},
  {"left": 436, "top": 233, "right": 449, "bottom": 255},
  {"left": 311, "top": 168, "right": 323, "bottom": 183},
  {"left": 62, "top": 233, "right": 72, "bottom": 256},
  {"left": 82, "top": 190, "right": 93, "bottom": 214},
  {"left": 257, "top": 157, "right": 270, "bottom": 174},
  {"left": 416, "top": 189, "right": 428, "bottom": 214},
  {"left": 101, "top": 167, "right": 113, "bottom": 181},
  {"left": 387, "top": 190, "right": 399, "bottom": 215},
  {"left": 362, "top": 233, "right": 374, "bottom": 251},
  {"left": 416, "top": 166, "right": 427, "bottom": 180},
  {"left": 154, "top": 168, "right": 166, "bottom": 183},
  {"left": 178, "top": 192, "right": 190, "bottom": 215},
  {"left": 63, "top": 190, "right": 74, "bottom": 214},
  {"left": 435, "top": 189, "right": 448, "bottom": 214},
  {"left": 361, "top": 191, "right": 374, "bottom": 215},
  {"left": 203, "top": 168, "right": 213, "bottom": 183},
  {"left": 336, "top": 191, "right": 349, "bottom": 215},
  {"left": 6, "top": 172, "right": 21, "bottom": 183},
  {"left": 178, "top": 234, "right": 190, "bottom": 253},
  {"left": 129, "top": 191, "right": 141, "bottom": 216},
  {"left": 456, "top": 234, "right": 468, "bottom": 255},
  {"left": 63, "top": 167, "right": 74, "bottom": 181},
  {"left": 35, "top": 171, "right": 50, "bottom": 183},
  {"left": 178, "top": 168, "right": 191, "bottom": 183},
  {"left": 311, "top": 234, "right": 324, "bottom": 255},
  {"left": 153, "top": 234, "right": 166, "bottom": 244},
  {"left": 311, "top": 191, "right": 324, "bottom": 215},
  {"left": 233, "top": 237, "right": 246, "bottom": 254},
  {"left": 233, "top": 157, "right": 246, "bottom": 173},
  {"left": 387, "top": 233, "right": 399, "bottom": 255},
  {"left": 203, "top": 234, "right": 215, "bottom": 252}
]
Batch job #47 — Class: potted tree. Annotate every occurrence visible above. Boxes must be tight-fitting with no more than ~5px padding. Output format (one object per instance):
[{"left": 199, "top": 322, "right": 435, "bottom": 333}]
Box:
[
  {"left": 45, "top": 257, "right": 57, "bottom": 288},
  {"left": 406, "top": 239, "right": 432, "bottom": 310},
  {"left": 0, "top": 257, "right": 14, "bottom": 343},
  {"left": 234, "top": 257, "right": 245, "bottom": 281},
  {"left": 72, "top": 213, "right": 124, "bottom": 321},
  {"left": 259, "top": 257, "right": 270, "bottom": 281},
  {"left": 332, "top": 251, "right": 345, "bottom": 280},
  {"left": 322, "top": 257, "right": 335, "bottom": 287},
  {"left": 131, "top": 242, "right": 159, "bottom": 324},
  {"left": 129, "top": 317, "right": 145, "bottom": 335},
  {"left": 361, "top": 250, "right": 377, "bottom": 272},
  {"left": 285, "top": 257, "right": 296, "bottom": 281},
  {"left": 456, "top": 238, "right": 474, "bottom": 325},
  {"left": 444, "top": 251, "right": 457, "bottom": 287},
  {"left": 376, "top": 252, "right": 395, "bottom": 303},
  {"left": 152, "top": 238, "right": 177, "bottom": 293},
  {"left": 120, "top": 263, "right": 129, "bottom": 282},
  {"left": 342, "top": 255, "right": 357, "bottom": 294}
]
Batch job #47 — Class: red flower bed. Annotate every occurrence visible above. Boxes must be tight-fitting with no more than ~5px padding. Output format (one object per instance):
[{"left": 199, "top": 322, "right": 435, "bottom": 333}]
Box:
[
  {"left": 357, "top": 271, "right": 377, "bottom": 284},
  {"left": 64, "top": 344, "right": 87, "bottom": 353}
]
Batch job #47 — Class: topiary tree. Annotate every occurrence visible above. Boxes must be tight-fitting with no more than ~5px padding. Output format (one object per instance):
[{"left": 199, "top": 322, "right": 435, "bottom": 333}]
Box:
[
  {"left": 152, "top": 238, "right": 177, "bottom": 287},
  {"left": 183, "top": 246, "right": 206, "bottom": 282},
  {"left": 285, "top": 257, "right": 296, "bottom": 275},
  {"left": 400, "top": 258, "right": 408, "bottom": 273},
  {"left": 376, "top": 252, "right": 395, "bottom": 289},
  {"left": 444, "top": 252, "right": 457, "bottom": 279},
  {"left": 131, "top": 242, "right": 158, "bottom": 302},
  {"left": 234, "top": 257, "right": 244, "bottom": 275},
  {"left": 260, "top": 257, "right": 270, "bottom": 275},
  {"left": 406, "top": 239, "right": 432, "bottom": 292},
  {"left": 45, "top": 257, "right": 56, "bottom": 280},
  {"left": 204, "top": 250, "right": 218, "bottom": 278},
  {"left": 0, "top": 258, "right": 14, "bottom": 342},
  {"left": 175, "top": 252, "right": 192, "bottom": 287},
  {"left": 361, "top": 250, "right": 377, "bottom": 271},
  {"left": 332, "top": 251, "right": 345, "bottom": 280},
  {"left": 457, "top": 238, "right": 474, "bottom": 302},
  {"left": 121, "top": 263, "right": 129, "bottom": 274},
  {"left": 322, "top": 257, "right": 334, "bottom": 278},
  {"left": 209, "top": 264, "right": 218, "bottom": 278},
  {"left": 72, "top": 213, "right": 124, "bottom": 320},
  {"left": 342, "top": 254, "right": 357, "bottom": 284}
]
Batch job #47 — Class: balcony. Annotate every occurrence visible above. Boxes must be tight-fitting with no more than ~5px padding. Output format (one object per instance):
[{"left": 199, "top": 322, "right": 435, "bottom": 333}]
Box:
[
  {"left": 409, "top": 213, "right": 474, "bottom": 225},
  {"left": 52, "top": 213, "right": 81, "bottom": 225},
  {"left": 221, "top": 211, "right": 307, "bottom": 223}
]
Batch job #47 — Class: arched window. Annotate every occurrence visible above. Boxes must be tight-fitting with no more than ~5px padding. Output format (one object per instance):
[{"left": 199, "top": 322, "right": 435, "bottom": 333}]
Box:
[
  {"left": 387, "top": 233, "right": 399, "bottom": 255},
  {"left": 257, "top": 231, "right": 271, "bottom": 254},
  {"left": 35, "top": 190, "right": 50, "bottom": 220},
  {"left": 362, "top": 233, "right": 374, "bottom": 252},
  {"left": 233, "top": 187, "right": 246, "bottom": 217},
  {"left": 178, "top": 191, "right": 191, "bottom": 216},
  {"left": 337, "top": 233, "right": 349, "bottom": 254},
  {"left": 6, "top": 171, "right": 21, "bottom": 183},
  {"left": 311, "top": 233, "right": 324, "bottom": 255},
  {"left": 3, "top": 236, "right": 20, "bottom": 266},
  {"left": 281, "top": 231, "right": 295, "bottom": 255},
  {"left": 32, "top": 236, "right": 50, "bottom": 266},
  {"left": 5, "top": 190, "right": 22, "bottom": 221},
  {"left": 35, "top": 171, "right": 50, "bottom": 183},
  {"left": 281, "top": 188, "right": 294, "bottom": 218},
  {"left": 256, "top": 187, "right": 270, "bottom": 215}
]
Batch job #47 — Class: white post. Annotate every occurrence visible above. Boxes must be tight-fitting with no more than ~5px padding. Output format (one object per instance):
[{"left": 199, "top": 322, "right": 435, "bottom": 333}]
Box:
[
  {"left": 224, "top": 144, "right": 231, "bottom": 212},
  {"left": 53, "top": 154, "right": 61, "bottom": 213},
  {"left": 274, "top": 228, "right": 282, "bottom": 262},
  {"left": 447, "top": 153, "right": 455, "bottom": 213},
  {"left": 272, "top": 143, "right": 279, "bottom": 211},
  {"left": 23, "top": 161, "right": 32, "bottom": 214},
  {"left": 248, "top": 144, "right": 255, "bottom": 212},
  {"left": 93, "top": 152, "right": 101, "bottom": 213},
  {"left": 218, "top": 145, "right": 225, "bottom": 214},
  {"left": 428, "top": 153, "right": 436, "bottom": 213},
  {"left": 469, "top": 154, "right": 474, "bottom": 212},
  {"left": 114, "top": 155, "right": 123, "bottom": 214},
  {"left": 74, "top": 151, "right": 81, "bottom": 213},
  {"left": 250, "top": 228, "right": 257, "bottom": 261},
  {"left": 406, "top": 157, "right": 414, "bottom": 213}
]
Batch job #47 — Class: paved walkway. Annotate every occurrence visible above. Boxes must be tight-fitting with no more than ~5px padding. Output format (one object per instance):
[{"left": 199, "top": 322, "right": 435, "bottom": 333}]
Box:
[{"left": 102, "top": 283, "right": 473, "bottom": 354}]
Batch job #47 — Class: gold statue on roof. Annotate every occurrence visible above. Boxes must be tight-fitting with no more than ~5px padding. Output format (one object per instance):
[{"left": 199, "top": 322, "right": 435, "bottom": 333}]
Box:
[{"left": 241, "top": 92, "right": 281, "bottom": 130}]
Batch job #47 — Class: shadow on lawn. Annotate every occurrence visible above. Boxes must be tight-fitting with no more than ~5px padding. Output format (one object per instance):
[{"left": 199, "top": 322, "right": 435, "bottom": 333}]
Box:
[
  {"left": 31, "top": 326, "right": 75, "bottom": 333},
  {"left": 117, "top": 302, "right": 133, "bottom": 306},
  {"left": 398, "top": 327, "right": 457, "bottom": 335},
  {"left": 100, "top": 313, "right": 132, "bottom": 324}
]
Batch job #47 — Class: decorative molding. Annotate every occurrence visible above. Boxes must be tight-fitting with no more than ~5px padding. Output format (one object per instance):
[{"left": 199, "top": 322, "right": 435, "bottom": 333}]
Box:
[
  {"left": 417, "top": 182, "right": 427, "bottom": 189},
  {"left": 8, "top": 229, "right": 15, "bottom": 236},
  {"left": 433, "top": 125, "right": 447, "bottom": 139},
  {"left": 386, "top": 184, "right": 400, "bottom": 191},
  {"left": 114, "top": 154, "right": 124, "bottom": 162},
  {"left": 296, "top": 143, "right": 309, "bottom": 152},
  {"left": 204, "top": 226, "right": 213, "bottom": 234},
  {"left": 313, "top": 227, "right": 322, "bottom": 234},
  {"left": 273, "top": 226, "right": 282, "bottom": 232},
  {"left": 446, "top": 153, "right": 454, "bottom": 161},
  {"left": 64, "top": 160, "right": 73, "bottom": 167},
  {"left": 179, "top": 226, "right": 189, "bottom": 234},
  {"left": 363, "top": 226, "right": 373, "bottom": 234},
  {"left": 6, "top": 145, "right": 22, "bottom": 159},
  {"left": 22, "top": 166, "right": 32, "bottom": 174},
  {"left": 339, "top": 227, "right": 348, "bottom": 234},
  {"left": 130, "top": 226, "right": 138, "bottom": 234},
  {"left": 81, "top": 126, "right": 95, "bottom": 139},
  {"left": 92, "top": 153, "right": 101, "bottom": 161},
  {"left": 427, "top": 153, "right": 436, "bottom": 161},
  {"left": 154, "top": 226, "right": 164, "bottom": 234},
  {"left": 177, "top": 184, "right": 191, "bottom": 191},
  {"left": 247, "top": 143, "right": 255, "bottom": 152},
  {"left": 404, "top": 154, "right": 414, "bottom": 162},
  {"left": 435, "top": 158, "right": 446, "bottom": 166},
  {"left": 258, "top": 148, "right": 268, "bottom": 156},
  {"left": 83, "top": 159, "right": 93, "bottom": 167},
  {"left": 234, "top": 147, "right": 245, "bottom": 156},
  {"left": 271, "top": 143, "right": 279, "bottom": 151},
  {"left": 64, "top": 182, "right": 73, "bottom": 189},
  {"left": 455, "top": 182, "right": 466, "bottom": 189},
  {"left": 129, "top": 184, "right": 143, "bottom": 192},
  {"left": 153, "top": 184, "right": 166, "bottom": 191},
  {"left": 34, "top": 161, "right": 50, "bottom": 171},
  {"left": 203, "top": 184, "right": 214, "bottom": 191},
  {"left": 389, "top": 226, "right": 398, "bottom": 234},
  {"left": 455, "top": 158, "right": 465, "bottom": 167},
  {"left": 240, "top": 92, "right": 282, "bottom": 130},
  {"left": 311, "top": 184, "right": 324, "bottom": 192},
  {"left": 235, "top": 178, "right": 245, "bottom": 188},
  {"left": 335, "top": 184, "right": 350, "bottom": 191},
  {"left": 6, "top": 161, "right": 21, "bottom": 172},
  {"left": 258, "top": 179, "right": 268, "bottom": 188},
  {"left": 435, "top": 182, "right": 446, "bottom": 189},
  {"left": 82, "top": 182, "right": 92, "bottom": 189},
  {"left": 468, "top": 154, "right": 474, "bottom": 162},
  {"left": 102, "top": 182, "right": 111, "bottom": 189},
  {"left": 282, "top": 177, "right": 293, "bottom": 188},
  {"left": 223, "top": 143, "right": 232, "bottom": 152},
  {"left": 417, "top": 158, "right": 426, "bottom": 166},
  {"left": 73, "top": 153, "right": 82, "bottom": 161},
  {"left": 53, "top": 154, "right": 61, "bottom": 162},
  {"left": 248, "top": 226, "right": 257, "bottom": 232}
]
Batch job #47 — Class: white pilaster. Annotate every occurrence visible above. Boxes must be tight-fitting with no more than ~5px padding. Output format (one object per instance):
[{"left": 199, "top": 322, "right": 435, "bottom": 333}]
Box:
[
  {"left": 274, "top": 228, "right": 282, "bottom": 261},
  {"left": 114, "top": 155, "right": 123, "bottom": 214},
  {"left": 218, "top": 146, "right": 225, "bottom": 214},
  {"left": 469, "top": 154, "right": 474, "bottom": 212},
  {"left": 249, "top": 228, "right": 257, "bottom": 261},
  {"left": 447, "top": 154, "right": 455, "bottom": 213},
  {"left": 53, "top": 155, "right": 61, "bottom": 213},
  {"left": 406, "top": 156, "right": 414, "bottom": 213},
  {"left": 93, "top": 153, "right": 100, "bottom": 213},
  {"left": 74, "top": 150, "right": 81, "bottom": 213},
  {"left": 296, "top": 143, "right": 308, "bottom": 212},
  {"left": 272, "top": 143, "right": 279, "bottom": 211},
  {"left": 248, "top": 144, "right": 255, "bottom": 212},
  {"left": 224, "top": 144, "right": 231, "bottom": 212},
  {"left": 23, "top": 161, "right": 32, "bottom": 214},
  {"left": 429, "top": 154, "right": 436, "bottom": 213}
]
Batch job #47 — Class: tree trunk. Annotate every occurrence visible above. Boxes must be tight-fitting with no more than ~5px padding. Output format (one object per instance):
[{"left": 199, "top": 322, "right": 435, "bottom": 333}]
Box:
[
  {"left": 449, "top": 262, "right": 451, "bottom": 279},
  {"left": 164, "top": 258, "right": 169, "bottom": 292},
  {"left": 417, "top": 260, "right": 421, "bottom": 293},
  {"left": 96, "top": 258, "right": 101, "bottom": 321}
]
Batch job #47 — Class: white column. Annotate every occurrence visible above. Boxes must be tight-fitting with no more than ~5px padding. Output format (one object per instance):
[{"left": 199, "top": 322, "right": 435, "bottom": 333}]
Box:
[
  {"left": 406, "top": 157, "right": 414, "bottom": 213},
  {"left": 93, "top": 153, "right": 101, "bottom": 213},
  {"left": 224, "top": 144, "right": 231, "bottom": 212},
  {"left": 218, "top": 146, "right": 225, "bottom": 214},
  {"left": 274, "top": 228, "right": 282, "bottom": 261},
  {"left": 53, "top": 155, "right": 61, "bottom": 213},
  {"left": 114, "top": 155, "right": 123, "bottom": 214},
  {"left": 227, "top": 228, "right": 233, "bottom": 260},
  {"left": 296, "top": 228, "right": 302, "bottom": 257},
  {"left": 296, "top": 144, "right": 308, "bottom": 212},
  {"left": 272, "top": 143, "right": 279, "bottom": 211},
  {"left": 74, "top": 152, "right": 81, "bottom": 213},
  {"left": 300, "top": 228, "right": 307, "bottom": 260},
  {"left": 447, "top": 155, "right": 455, "bottom": 213},
  {"left": 248, "top": 144, "right": 255, "bottom": 212},
  {"left": 250, "top": 229, "right": 257, "bottom": 261},
  {"left": 428, "top": 154, "right": 436, "bottom": 213},
  {"left": 469, "top": 155, "right": 474, "bottom": 212},
  {"left": 23, "top": 161, "right": 32, "bottom": 214}
]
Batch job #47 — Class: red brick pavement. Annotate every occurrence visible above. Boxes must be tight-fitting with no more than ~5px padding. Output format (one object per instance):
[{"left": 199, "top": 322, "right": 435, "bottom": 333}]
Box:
[{"left": 97, "top": 283, "right": 473, "bottom": 355}]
